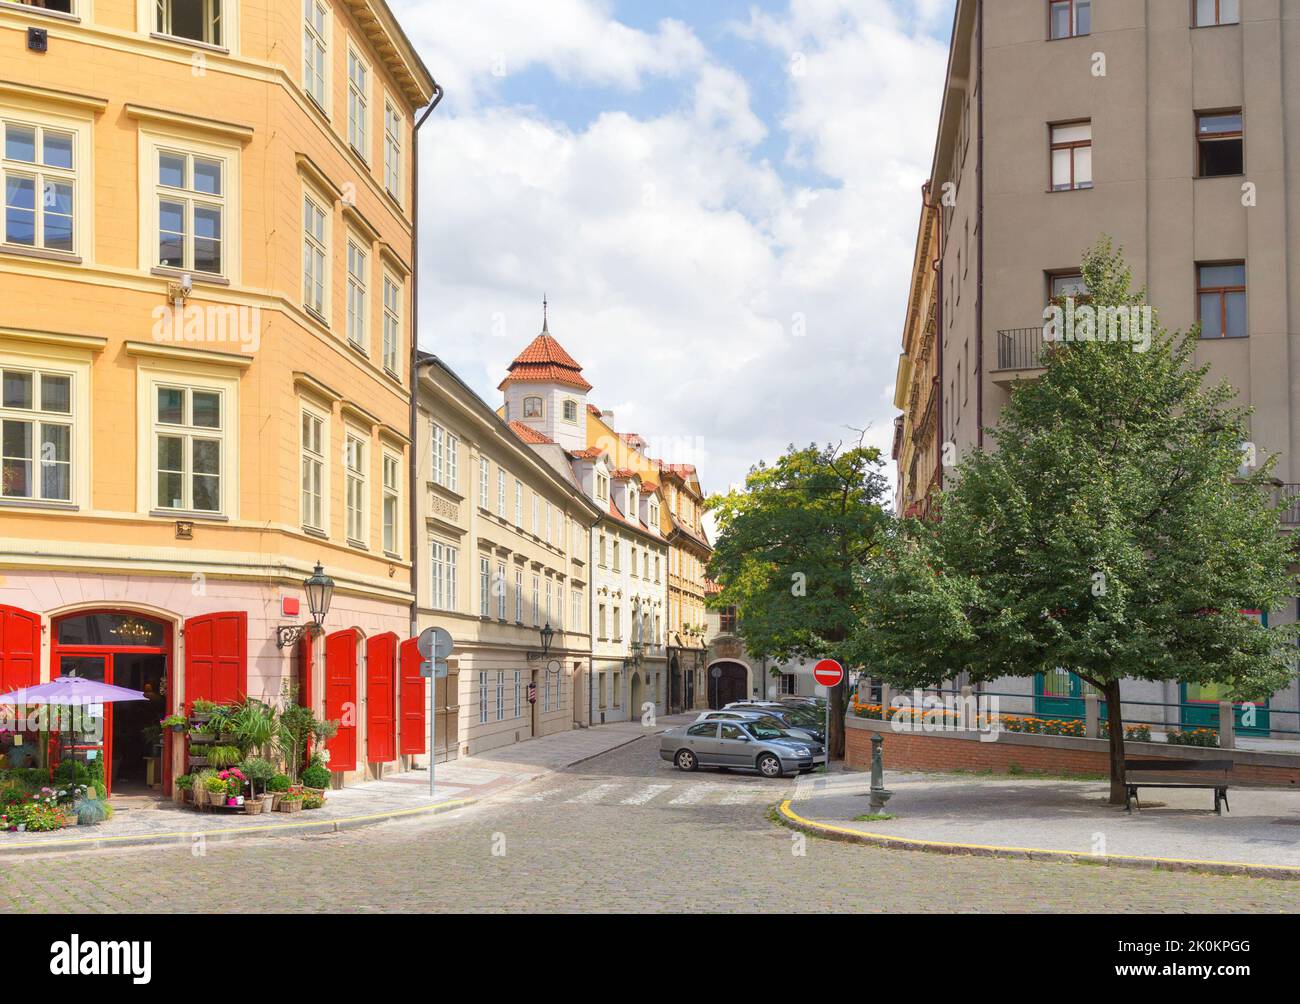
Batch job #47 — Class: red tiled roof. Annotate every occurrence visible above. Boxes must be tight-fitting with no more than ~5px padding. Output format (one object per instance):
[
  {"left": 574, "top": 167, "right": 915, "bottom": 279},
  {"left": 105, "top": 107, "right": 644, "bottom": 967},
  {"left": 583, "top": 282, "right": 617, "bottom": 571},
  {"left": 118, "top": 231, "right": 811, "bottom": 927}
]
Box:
[
  {"left": 498, "top": 333, "right": 593, "bottom": 392},
  {"left": 609, "top": 468, "right": 641, "bottom": 481},
  {"left": 588, "top": 404, "right": 602, "bottom": 417},
  {"left": 661, "top": 463, "right": 697, "bottom": 477},
  {"left": 568, "top": 447, "right": 605, "bottom": 461},
  {"left": 508, "top": 421, "right": 554, "bottom": 445}
]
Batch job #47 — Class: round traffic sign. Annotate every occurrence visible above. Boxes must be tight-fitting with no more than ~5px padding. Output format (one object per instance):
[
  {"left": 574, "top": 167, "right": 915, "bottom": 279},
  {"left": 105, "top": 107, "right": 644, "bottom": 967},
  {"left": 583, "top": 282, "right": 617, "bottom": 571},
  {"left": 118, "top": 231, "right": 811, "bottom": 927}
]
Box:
[{"left": 813, "top": 659, "right": 844, "bottom": 688}]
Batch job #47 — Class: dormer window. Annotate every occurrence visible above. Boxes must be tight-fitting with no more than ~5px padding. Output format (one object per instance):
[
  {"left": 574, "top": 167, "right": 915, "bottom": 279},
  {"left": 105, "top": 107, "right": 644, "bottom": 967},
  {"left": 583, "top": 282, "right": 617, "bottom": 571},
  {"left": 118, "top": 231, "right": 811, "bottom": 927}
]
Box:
[
  {"left": 595, "top": 472, "right": 609, "bottom": 502},
  {"left": 524, "top": 397, "right": 543, "bottom": 419},
  {"left": 649, "top": 502, "right": 659, "bottom": 526},
  {"left": 563, "top": 399, "right": 578, "bottom": 422}
]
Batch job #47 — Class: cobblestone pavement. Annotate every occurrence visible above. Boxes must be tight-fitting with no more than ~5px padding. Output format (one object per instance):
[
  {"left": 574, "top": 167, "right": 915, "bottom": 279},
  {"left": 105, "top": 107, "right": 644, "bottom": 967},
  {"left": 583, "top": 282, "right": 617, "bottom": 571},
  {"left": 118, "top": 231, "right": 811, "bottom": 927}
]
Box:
[{"left": 4, "top": 739, "right": 1297, "bottom": 913}]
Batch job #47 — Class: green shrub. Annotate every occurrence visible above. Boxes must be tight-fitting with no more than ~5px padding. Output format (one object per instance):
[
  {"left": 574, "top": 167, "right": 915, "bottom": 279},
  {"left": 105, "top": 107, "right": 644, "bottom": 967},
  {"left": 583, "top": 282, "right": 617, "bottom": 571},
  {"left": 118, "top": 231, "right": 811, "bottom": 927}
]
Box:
[
  {"left": 301, "top": 765, "right": 332, "bottom": 789},
  {"left": 1167, "top": 728, "right": 1219, "bottom": 747},
  {"left": 266, "top": 774, "right": 291, "bottom": 793},
  {"left": 206, "top": 745, "right": 243, "bottom": 769},
  {"left": 76, "top": 797, "right": 109, "bottom": 827}
]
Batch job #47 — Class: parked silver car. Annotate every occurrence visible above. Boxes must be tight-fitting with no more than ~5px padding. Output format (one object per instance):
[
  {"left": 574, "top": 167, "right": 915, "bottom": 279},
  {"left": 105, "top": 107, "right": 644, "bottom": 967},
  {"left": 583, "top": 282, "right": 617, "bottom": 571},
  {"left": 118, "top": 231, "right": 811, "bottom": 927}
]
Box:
[
  {"left": 661, "top": 719, "right": 826, "bottom": 778},
  {"left": 694, "top": 709, "right": 820, "bottom": 744}
]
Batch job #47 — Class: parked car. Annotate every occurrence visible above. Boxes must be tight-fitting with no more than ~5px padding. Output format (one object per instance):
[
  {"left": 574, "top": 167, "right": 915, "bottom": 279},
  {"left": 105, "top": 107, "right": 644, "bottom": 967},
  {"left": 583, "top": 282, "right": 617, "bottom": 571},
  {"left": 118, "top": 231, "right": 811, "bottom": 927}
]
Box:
[
  {"left": 661, "top": 720, "right": 825, "bottom": 778},
  {"left": 724, "top": 702, "right": 826, "bottom": 742},
  {"left": 694, "top": 709, "right": 819, "bottom": 743}
]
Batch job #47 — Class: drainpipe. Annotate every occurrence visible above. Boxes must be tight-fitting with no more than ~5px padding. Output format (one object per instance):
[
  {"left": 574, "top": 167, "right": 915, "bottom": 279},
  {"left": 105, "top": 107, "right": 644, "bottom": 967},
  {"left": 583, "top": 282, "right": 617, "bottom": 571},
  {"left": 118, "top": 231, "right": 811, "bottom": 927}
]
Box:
[
  {"left": 409, "top": 80, "right": 445, "bottom": 640},
  {"left": 975, "top": 0, "right": 985, "bottom": 451},
  {"left": 923, "top": 182, "right": 944, "bottom": 499}
]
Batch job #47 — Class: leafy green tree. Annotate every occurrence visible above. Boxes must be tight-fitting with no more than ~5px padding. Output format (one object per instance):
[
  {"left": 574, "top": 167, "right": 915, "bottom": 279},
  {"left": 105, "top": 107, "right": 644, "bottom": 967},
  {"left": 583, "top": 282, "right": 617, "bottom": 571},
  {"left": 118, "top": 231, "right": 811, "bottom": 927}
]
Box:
[
  {"left": 854, "top": 241, "right": 1296, "bottom": 803},
  {"left": 707, "top": 437, "right": 890, "bottom": 757}
]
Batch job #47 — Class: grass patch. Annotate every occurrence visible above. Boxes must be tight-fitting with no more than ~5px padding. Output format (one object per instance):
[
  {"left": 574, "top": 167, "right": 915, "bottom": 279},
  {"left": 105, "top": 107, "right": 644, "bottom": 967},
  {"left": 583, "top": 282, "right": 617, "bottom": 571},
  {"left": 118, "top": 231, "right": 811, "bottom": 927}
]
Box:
[{"left": 852, "top": 812, "right": 897, "bottom": 823}]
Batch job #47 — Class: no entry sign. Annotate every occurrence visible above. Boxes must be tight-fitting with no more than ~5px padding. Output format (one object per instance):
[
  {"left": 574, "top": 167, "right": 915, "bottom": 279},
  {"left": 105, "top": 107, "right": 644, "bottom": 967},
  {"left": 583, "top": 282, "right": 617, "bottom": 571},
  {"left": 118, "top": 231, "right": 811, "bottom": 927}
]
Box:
[{"left": 813, "top": 659, "right": 844, "bottom": 688}]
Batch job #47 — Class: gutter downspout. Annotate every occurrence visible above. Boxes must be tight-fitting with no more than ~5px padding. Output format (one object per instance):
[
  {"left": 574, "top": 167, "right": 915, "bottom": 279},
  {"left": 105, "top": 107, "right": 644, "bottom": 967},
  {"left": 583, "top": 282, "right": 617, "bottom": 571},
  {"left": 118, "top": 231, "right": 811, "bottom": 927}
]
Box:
[
  {"left": 976, "top": 0, "right": 985, "bottom": 451},
  {"left": 409, "top": 80, "right": 445, "bottom": 640},
  {"left": 923, "top": 182, "right": 944, "bottom": 499}
]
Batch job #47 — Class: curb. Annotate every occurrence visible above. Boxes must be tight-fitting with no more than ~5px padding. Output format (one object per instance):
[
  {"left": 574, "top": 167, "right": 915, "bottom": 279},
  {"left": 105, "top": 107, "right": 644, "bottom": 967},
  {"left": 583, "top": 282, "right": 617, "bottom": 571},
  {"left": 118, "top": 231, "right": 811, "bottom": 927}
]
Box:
[
  {"left": 0, "top": 798, "right": 477, "bottom": 857},
  {"left": 776, "top": 800, "right": 1300, "bottom": 881},
  {"left": 563, "top": 729, "right": 662, "bottom": 769}
]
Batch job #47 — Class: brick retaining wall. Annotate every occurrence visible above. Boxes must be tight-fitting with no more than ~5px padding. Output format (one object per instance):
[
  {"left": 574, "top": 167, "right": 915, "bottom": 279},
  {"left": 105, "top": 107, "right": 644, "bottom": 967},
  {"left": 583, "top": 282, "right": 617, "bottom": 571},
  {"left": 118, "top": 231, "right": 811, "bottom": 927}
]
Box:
[{"left": 846, "top": 717, "right": 1300, "bottom": 787}]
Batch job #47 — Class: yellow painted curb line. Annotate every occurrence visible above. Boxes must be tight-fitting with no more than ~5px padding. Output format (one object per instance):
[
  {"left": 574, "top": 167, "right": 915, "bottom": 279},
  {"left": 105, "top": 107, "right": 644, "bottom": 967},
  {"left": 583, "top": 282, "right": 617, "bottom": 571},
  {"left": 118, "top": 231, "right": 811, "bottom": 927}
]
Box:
[
  {"left": 777, "top": 800, "right": 1300, "bottom": 880},
  {"left": 0, "top": 798, "right": 476, "bottom": 854}
]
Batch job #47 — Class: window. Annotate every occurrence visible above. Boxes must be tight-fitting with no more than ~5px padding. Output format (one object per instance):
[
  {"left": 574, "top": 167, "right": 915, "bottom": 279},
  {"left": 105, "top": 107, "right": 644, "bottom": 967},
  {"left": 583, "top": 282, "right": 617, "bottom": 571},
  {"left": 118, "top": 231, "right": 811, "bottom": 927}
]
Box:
[
  {"left": 1, "top": 366, "right": 72, "bottom": 503},
  {"left": 514, "top": 671, "right": 522, "bottom": 718},
  {"left": 532, "top": 575, "right": 540, "bottom": 627},
  {"left": 497, "top": 467, "right": 506, "bottom": 516},
  {"left": 1049, "top": 272, "right": 1090, "bottom": 304},
  {"left": 630, "top": 546, "right": 637, "bottom": 577},
  {"left": 595, "top": 473, "right": 609, "bottom": 502},
  {"left": 303, "top": 0, "right": 328, "bottom": 109},
  {"left": 514, "top": 568, "right": 523, "bottom": 622},
  {"left": 381, "top": 451, "right": 400, "bottom": 554},
  {"left": 2, "top": 119, "right": 75, "bottom": 254},
  {"left": 780, "top": 674, "right": 798, "bottom": 696},
  {"left": 1048, "top": 0, "right": 1090, "bottom": 38},
  {"left": 1050, "top": 122, "right": 1092, "bottom": 191},
  {"left": 10, "top": 1, "right": 75, "bottom": 11},
  {"left": 599, "top": 534, "right": 607, "bottom": 566},
  {"left": 612, "top": 540, "right": 620, "bottom": 572},
  {"left": 382, "top": 273, "right": 401, "bottom": 374},
  {"left": 478, "top": 671, "right": 488, "bottom": 725},
  {"left": 648, "top": 501, "right": 658, "bottom": 526},
  {"left": 348, "top": 48, "right": 370, "bottom": 159},
  {"left": 571, "top": 588, "right": 582, "bottom": 632},
  {"left": 156, "top": 149, "right": 225, "bottom": 274},
  {"left": 1193, "top": 0, "right": 1239, "bottom": 28},
  {"left": 654, "top": 556, "right": 661, "bottom": 583},
  {"left": 563, "top": 399, "right": 578, "bottom": 422},
  {"left": 300, "top": 407, "right": 326, "bottom": 531},
  {"left": 344, "top": 431, "right": 367, "bottom": 543},
  {"left": 643, "top": 552, "right": 649, "bottom": 579},
  {"left": 1197, "top": 111, "right": 1243, "bottom": 177},
  {"left": 431, "top": 424, "right": 458, "bottom": 492},
  {"left": 496, "top": 670, "right": 505, "bottom": 721},
  {"left": 157, "top": 0, "right": 223, "bottom": 46},
  {"left": 612, "top": 606, "right": 622, "bottom": 642},
  {"left": 545, "top": 578, "right": 553, "bottom": 626},
  {"left": 346, "top": 236, "right": 368, "bottom": 349},
  {"left": 543, "top": 670, "right": 552, "bottom": 712},
  {"left": 533, "top": 493, "right": 540, "bottom": 535},
  {"left": 496, "top": 562, "right": 507, "bottom": 620},
  {"left": 514, "top": 480, "right": 523, "bottom": 525},
  {"left": 431, "top": 540, "right": 458, "bottom": 611},
  {"left": 720, "top": 606, "right": 737, "bottom": 634},
  {"left": 479, "top": 557, "right": 490, "bottom": 617},
  {"left": 384, "top": 100, "right": 402, "bottom": 200},
  {"left": 523, "top": 397, "right": 542, "bottom": 419},
  {"left": 153, "top": 384, "right": 222, "bottom": 512},
  {"left": 598, "top": 604, "right": 607, "bottom": 640},
  {"left": 478, "top": 457, "right": 490, "bottom": 509},
  {"left": 687, "top": 723, "right": 716, "bottom": 739},
  {"left": 1198, "top": 263, "right": 1247, "bottom": 339},
  {"left": 302, "top": 194, "right": 327, "bottom": 316}
]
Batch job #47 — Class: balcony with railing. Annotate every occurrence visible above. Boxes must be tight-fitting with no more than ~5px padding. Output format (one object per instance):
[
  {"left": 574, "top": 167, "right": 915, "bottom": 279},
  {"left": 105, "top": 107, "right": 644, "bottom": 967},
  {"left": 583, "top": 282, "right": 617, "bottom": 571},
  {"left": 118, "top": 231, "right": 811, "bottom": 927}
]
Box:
[
  {"left": 994, "top": 327, "right": 1051, "bottom": 385},
  {"left": 1277, "top": 485, "right": 1300, "bottom": 526}
]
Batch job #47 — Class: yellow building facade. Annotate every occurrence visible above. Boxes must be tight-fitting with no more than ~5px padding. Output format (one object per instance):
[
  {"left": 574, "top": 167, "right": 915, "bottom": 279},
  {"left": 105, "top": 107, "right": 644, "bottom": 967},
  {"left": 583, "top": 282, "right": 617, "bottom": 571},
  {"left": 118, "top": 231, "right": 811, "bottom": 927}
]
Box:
[{"left": 0, "top": 0, "right": 435, "bottom": 794}]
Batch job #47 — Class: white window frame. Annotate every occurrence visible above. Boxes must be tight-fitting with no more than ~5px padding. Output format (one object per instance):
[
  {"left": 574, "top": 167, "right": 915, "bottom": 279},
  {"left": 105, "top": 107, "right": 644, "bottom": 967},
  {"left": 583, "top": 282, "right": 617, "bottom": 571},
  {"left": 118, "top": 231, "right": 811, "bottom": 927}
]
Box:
[
  {"left": 431, "top": 538, "right": 458, "bottom": 612},
  {"left": 571, "top": 588, "right": 582, "bottom": 633},
  {"left": 514, "top": 670, "right": 522, "bottom": 719},
  {"left": 151, "top": 145, "right": 229, "bottom": 277},
  {"left": 344, "top": 427, "right": 368, "bottom": 546},
  {"left": 478, "top": 456, "right": 490, "bottom": 510},
  {"left": 532, "top": 493, "right": 539, "bottom": 536},
  {"left": 496, "top": 670, "right": 505, "bottom": 722},
  {"left": 302, "top": 188, "right": 329, "bottom": 319},
  {"left": 153, "top": 0, "right": 227, "bottom": 48},
  {"left": 145, "top": 376, "right": 229, "bottom": 516},
  {"left": 381, "top": 448, "right": 400, "bottom": 555},
  {"left": 496, "top": 561, "right": 507, "bottom": 620},
  {"left": 302, "top": 0, "right": 330, "bottom": 111},
  {"left": 478, "top": 671, "right": 488, "bottom": 725},
  {"left": 514, "top": 567, "right": 523, "bottom": 623},
  {"left": 479, "top": 556, "right": 491, "bottom": 617},
  {"left": 381, "top": 269, "right": 401, "bottom": 375},
  {"left": 532, "top": 574, "right": 540, "bottom": 627},
  {"left": 497, "top": 467, "right": 506, "bottom": 516},
  {"left": 383, "top": 97, "right": 402, "bottom": 201},
  {"left": 299, "top": 402, "right": 328, "bottom": 533},
  {"left": 346, "top": 232, "right": 369, "bottom": 350},
  {"left": 514, "top": 480, "right": 522, "bottom": 526},
  {"left": 0, "top": 360, "right": 76, "bottom": 506},
  {"left": 347, "top": 44, "right": 371, "bottom": 162},
  {"left": 1, "top": 116, "right": 81, "bottom": 257}
]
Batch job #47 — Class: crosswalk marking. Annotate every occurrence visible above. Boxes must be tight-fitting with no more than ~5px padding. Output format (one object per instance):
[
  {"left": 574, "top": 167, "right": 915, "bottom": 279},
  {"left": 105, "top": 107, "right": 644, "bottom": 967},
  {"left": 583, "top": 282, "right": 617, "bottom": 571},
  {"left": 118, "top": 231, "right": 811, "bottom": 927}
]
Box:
[
  {"left": 565, "top": 783, "right": 622, "bottom": 804},
  {"left": 668, "top": 784, "right": 720, "bottom": 805},
  {"left": 721, "top": 787, "right": 769, "bottom": 805},
  {"left": 620, "top": 784, "right": 672, "bottom": 805}
]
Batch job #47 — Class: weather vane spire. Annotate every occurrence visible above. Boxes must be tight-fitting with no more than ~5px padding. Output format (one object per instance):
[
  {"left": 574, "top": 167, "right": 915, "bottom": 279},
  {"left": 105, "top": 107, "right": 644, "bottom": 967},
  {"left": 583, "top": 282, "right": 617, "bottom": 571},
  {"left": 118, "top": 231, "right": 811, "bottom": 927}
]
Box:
[{"left": 543, "top": 294, "right": 549, "bottom": 333}]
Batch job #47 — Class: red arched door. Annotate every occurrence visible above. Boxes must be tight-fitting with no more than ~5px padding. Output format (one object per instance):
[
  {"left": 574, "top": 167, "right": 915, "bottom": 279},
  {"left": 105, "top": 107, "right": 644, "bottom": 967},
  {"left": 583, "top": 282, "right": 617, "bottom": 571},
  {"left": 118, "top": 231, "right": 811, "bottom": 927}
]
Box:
[
  {"left": 325, "top": 629, "right": 358, "bottom": 772},
  {"left": 366, "top": 633, "right": 397, "bottom": 764},
  {"left": 0, "top": 604, "right": 40, "bottom": 694}
]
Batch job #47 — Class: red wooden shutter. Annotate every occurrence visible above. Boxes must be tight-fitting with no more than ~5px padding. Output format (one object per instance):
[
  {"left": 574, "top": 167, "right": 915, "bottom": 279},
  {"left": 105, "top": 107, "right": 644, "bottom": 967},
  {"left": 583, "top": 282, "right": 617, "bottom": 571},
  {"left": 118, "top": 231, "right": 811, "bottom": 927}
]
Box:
[
  {"left": 0, "top": 605, "right": 41, "bottom": 694},
  {"left": 184, "top": 612, "right": 247, "bottom": 709},
  {"left": 366, "top": 633, "right": 397, "bottom": 764},
  {"left": 399, "top": 637, "right": 426, "bottom": 755},
  {"left": 325, "top": 629, "right": 358, "bottom": 772}
]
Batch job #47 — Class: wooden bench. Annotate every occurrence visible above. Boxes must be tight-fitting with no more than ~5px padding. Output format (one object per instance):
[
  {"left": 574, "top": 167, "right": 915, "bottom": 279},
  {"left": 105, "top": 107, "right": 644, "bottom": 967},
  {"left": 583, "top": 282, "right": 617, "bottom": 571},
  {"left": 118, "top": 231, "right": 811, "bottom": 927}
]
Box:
[{"left": 1124, "top": 758, "right": 1233, "bottom": 815}]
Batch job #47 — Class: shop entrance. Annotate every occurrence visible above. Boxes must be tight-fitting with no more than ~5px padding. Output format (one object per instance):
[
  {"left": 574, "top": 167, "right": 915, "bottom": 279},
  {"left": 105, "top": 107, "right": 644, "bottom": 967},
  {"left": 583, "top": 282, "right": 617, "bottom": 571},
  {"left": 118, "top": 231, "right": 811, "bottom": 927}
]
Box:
[{"left": 51, "top": 612, "right": 171, "bottom": 797}]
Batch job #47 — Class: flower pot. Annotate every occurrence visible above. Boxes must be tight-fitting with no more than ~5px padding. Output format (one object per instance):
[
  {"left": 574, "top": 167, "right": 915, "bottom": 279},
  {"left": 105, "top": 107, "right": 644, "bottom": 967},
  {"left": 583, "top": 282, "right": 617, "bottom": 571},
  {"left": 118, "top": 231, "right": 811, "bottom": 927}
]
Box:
[
  {"left": 278, "top": 799, "right": 302, "bottom": 814},
  {"left": 244, "top": 798, "right": 264, "bottom": 815},
  {"left": 271, "top": 792, "right": 285, "bottom": 810},
  {"left": 260, "top": 793, "right": 275, "bottom": 812},
  {"left": 304, "top": 786, "right": 327, "bottom": 800}
]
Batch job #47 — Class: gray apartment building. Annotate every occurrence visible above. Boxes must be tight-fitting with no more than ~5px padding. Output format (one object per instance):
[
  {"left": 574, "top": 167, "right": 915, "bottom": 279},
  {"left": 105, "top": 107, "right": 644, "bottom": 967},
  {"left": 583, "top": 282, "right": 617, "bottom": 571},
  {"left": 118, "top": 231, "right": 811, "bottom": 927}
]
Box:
[{"left": 904, "top": 0, "right": 1300, "bottom": 738}]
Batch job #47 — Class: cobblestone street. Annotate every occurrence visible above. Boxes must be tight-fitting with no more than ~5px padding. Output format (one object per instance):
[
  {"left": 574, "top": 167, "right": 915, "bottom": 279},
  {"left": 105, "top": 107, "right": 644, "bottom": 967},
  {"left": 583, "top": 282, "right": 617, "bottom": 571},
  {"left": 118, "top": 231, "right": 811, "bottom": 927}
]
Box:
[{"left": 6, "top": 739, "right": 1298, "bottom": 914}]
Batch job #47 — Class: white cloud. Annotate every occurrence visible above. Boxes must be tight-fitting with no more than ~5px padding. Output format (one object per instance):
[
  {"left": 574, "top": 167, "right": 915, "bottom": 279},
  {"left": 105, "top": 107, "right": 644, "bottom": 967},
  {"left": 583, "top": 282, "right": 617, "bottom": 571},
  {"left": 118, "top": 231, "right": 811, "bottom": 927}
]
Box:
[{"left": 402, "top": 0, "right": 951, "bottom": 499}]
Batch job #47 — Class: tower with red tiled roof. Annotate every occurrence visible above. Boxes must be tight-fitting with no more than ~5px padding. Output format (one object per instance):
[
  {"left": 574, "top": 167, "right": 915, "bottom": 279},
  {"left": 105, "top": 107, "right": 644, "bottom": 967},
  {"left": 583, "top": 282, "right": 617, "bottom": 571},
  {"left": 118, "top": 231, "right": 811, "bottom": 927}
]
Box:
[{"left": 500, "top": 299, "right": 592, "bottom": 453}]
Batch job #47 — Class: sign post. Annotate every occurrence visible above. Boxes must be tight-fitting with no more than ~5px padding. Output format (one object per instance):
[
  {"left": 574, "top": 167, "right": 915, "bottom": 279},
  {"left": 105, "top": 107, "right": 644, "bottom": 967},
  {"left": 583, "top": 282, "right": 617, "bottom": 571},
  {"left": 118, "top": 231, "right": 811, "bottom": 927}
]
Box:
[
  {"left": 813, "top": 659, "right": 845, "bottom": 762},
  {"left": 417, "top": 627, "right": 454, "bottom": 798}
]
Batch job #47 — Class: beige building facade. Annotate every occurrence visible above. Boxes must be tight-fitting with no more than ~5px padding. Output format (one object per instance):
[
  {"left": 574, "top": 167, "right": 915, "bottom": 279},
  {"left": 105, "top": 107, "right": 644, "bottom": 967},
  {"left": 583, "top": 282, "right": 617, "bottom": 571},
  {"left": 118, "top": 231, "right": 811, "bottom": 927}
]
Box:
[{"left": 898, "top": 0, "right": 1299, "bottom": 734}]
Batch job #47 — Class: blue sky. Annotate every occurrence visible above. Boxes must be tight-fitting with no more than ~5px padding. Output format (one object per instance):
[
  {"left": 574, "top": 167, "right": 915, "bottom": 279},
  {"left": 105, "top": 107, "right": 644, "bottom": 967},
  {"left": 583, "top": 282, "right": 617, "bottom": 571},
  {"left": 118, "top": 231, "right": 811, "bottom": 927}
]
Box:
[{"left": 391, "top": 0, "right": 955, "bottom": 498}]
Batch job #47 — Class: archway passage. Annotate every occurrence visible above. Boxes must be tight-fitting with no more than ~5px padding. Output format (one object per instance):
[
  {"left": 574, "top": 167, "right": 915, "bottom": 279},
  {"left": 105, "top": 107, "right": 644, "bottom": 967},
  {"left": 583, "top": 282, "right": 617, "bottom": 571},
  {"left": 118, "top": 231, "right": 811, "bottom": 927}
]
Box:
[
  {"left": 629, "top": 674, "right": 644, "bottom": 719},
  {"left": 708, "top": 661, "right": 748, "bottom": 709}
]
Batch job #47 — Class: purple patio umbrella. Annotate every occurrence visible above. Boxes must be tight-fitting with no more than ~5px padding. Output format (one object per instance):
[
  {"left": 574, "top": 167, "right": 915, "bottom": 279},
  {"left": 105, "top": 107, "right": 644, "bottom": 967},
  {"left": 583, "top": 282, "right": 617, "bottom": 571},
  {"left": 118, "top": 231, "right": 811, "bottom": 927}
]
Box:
[{"left": 0, "top": 676, "right": 147, "bottom": 789}]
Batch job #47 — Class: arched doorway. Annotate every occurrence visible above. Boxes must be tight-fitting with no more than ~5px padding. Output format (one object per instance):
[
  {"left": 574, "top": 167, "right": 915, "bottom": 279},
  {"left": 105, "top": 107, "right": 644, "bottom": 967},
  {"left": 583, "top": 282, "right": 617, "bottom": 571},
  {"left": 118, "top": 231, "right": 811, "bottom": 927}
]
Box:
[
  {"left": 669, "top": 654, "right": 681, "bottom": 714},
  {"left": 629, "top": 673, "right": 644, "bottom": 720},
  {"left": 50, "top": 610, "right": 172, "bottom": 796},
  {"left": 707, "top": 660, "right": 749, "bottom": 709}
]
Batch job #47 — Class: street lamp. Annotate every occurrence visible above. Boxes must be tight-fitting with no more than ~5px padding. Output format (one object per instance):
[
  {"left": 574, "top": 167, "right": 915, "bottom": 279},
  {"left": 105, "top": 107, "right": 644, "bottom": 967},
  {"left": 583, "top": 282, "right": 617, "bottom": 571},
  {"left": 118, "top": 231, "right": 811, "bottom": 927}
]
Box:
[
  {"left": 276, "top": 562, "right": 335, "bottom": 649},
  {"left": 529, "top": 622, "right": 555, "bottom": 662}
]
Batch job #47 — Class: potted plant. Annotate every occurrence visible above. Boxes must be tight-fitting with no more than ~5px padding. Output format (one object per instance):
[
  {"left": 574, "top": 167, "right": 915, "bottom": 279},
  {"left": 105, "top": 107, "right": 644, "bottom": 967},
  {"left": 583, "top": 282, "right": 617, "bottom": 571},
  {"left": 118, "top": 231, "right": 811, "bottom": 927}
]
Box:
[
  {"left": 207, "top": 745, "right": 242, "bottom": 770},
  {"left": 161, "top": 714, "right": 188, "bottom": 734},
  {"left": 202, "top": 772, "right": 230, "bottom": 808},
  {"left": 267, "top": 774, "right": 291, "bottom": 810},
  {"left": 217, "top": 768, "right": 247, "bottom": 807},
  {"left": 302, "top": 793, "right": 325, "bottom": 810},
  {"left": 277, "top": 787, "right": 304, "bottom": 813},
  {"left": 240, "top": 758, "right": 277, "bottom": 809},
  {"left": 174, "top": 774, "right": 194, "bottom": 804},
  {"left": 301, "top": 754, "right": 332, "bottom": 797}
]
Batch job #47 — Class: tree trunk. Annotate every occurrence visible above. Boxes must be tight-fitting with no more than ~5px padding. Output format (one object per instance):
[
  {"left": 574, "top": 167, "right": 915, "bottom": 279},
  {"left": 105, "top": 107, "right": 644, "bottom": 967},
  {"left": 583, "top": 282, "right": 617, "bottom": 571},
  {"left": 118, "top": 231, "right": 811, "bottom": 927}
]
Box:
[
  {"left": 830, "top": 679, "right": 847, "bottom": 760},
  {"left": 1103, "top": 679, "right": 1126, "bottom": 805}
]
